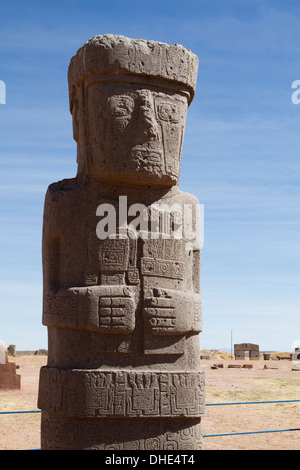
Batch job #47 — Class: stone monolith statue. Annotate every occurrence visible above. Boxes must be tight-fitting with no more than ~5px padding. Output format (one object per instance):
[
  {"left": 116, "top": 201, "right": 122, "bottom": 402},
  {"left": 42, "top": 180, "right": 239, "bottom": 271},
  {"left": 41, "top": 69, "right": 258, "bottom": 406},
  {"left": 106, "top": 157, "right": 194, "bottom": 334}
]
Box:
[{"left": 38, "top": 34, "right": 205, "bottom": 450}]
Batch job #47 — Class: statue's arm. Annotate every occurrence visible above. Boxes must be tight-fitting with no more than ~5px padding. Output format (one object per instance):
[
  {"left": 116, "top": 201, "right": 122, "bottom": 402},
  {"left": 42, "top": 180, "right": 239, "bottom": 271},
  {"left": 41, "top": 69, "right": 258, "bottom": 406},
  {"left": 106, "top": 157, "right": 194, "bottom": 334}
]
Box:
[
  {"left": 42, "top": 187, "right": 136, "bottom": 333},
  {"left": 189, "top": 193, "right": 202, "bottom": 333},
  {"left": 42, "top": 186, "right": 61, "bottom": 294},
  {"left": 142, "top": 193, "right": 202, "bottom": 336}
]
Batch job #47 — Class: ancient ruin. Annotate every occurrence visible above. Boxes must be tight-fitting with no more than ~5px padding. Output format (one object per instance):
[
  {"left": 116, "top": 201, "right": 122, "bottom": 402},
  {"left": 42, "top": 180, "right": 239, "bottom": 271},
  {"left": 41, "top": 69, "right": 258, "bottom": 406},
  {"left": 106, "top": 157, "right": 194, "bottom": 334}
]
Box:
[
  {"left": 0, "top": 341, "right": 21, "bottom": 389},
  {"left": 38, "top": 34, "right": 204, "bottom": 450},
  {"left": 234, "top": 343, "right": 259, "bottom": 360}
]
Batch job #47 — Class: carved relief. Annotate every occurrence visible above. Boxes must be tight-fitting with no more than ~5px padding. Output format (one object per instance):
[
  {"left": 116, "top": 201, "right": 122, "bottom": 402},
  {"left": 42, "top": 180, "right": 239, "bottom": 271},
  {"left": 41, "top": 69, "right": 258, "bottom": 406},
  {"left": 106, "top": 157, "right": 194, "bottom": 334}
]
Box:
[
  {"left": 98, "top": 237, "right": 129, "bottom": 272},
  {"left": 39, "top": 35, "right": 203, "bottom": 450},
  {"left": 38, "top": 368, "right": 205, "bottom": 418},
  {"left": 41, "top": 413, "right": 203, "bottom": 450},
  {"left": 141, "top": 258, "right": 184, "bottom": 279},
  {"left": 99, "top": 295, "right": 134, "bottom": 334},
  {"left": 86, "top": 83, "right": 188, "bottom": 186},
  {"left": 43, "top": 285, "right": 136, "bottom": 335}
]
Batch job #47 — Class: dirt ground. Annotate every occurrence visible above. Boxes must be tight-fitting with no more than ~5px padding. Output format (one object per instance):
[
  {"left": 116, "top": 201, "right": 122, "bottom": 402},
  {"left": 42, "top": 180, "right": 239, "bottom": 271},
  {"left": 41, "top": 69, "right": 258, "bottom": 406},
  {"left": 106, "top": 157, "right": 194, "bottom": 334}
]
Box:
[
  {"left": 0, "top": 355, "right": 299, "bottom": 450},
  {"left": 202, "top": 357, "right": 300, "bottom": 450}
]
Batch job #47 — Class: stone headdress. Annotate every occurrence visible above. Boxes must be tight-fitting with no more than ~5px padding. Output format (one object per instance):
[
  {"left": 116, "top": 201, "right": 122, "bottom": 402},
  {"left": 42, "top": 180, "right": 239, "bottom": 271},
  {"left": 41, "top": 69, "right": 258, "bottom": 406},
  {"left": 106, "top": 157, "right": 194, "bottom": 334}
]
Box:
[{"left": 68, "top": 34, "right": 199, "bottom": 112}]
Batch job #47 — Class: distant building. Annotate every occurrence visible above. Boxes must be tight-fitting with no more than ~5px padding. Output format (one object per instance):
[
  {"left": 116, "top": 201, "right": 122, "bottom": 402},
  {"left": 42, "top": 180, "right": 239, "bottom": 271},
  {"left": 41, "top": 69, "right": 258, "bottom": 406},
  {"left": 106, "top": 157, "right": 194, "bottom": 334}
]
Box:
[{"left": 234, "top": 343, "right": 259, "bottom": 360}]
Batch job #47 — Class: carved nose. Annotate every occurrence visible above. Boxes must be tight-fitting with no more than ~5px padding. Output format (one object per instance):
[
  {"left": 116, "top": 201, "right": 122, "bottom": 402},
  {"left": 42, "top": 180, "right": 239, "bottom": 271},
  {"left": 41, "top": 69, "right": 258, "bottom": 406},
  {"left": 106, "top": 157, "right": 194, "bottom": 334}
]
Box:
[{"left": 139, "top": 100, "right": 159, "bottom": 141}]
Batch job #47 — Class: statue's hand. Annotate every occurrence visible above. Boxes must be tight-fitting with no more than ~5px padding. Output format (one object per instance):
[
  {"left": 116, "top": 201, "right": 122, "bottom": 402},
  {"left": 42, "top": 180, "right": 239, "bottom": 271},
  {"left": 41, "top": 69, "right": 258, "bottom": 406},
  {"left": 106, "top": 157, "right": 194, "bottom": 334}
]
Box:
[
  {"left": 43, "top": 285, "right": 136, "bottom": 334},
  {"left": 143, "top": 288, "right": 176, "bottom": 335},
  {"left": 143, "top": 288, "right": 202, "bottom": 336},
  {"left": 98, "top": 292, "right": 135, "bottom": 334}
]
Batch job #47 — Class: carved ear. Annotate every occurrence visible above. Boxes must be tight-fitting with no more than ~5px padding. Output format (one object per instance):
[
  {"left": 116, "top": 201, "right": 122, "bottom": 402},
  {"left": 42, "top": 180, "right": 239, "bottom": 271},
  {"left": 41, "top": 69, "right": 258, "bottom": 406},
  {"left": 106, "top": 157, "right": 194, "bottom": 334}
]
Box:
[{"left": 72, "top": 99, "right": 79, "bottom": 142}]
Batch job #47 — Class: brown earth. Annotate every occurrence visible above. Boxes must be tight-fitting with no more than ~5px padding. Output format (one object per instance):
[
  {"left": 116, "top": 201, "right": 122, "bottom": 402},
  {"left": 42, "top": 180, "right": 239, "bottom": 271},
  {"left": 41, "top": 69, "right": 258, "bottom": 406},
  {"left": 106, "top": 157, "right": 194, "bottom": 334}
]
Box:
[
  {"left": 0, "top": 354, "right": 299, "bottom": 450},
  {"left": 202, "top": 354, "right": 300, "bottom": 450}
]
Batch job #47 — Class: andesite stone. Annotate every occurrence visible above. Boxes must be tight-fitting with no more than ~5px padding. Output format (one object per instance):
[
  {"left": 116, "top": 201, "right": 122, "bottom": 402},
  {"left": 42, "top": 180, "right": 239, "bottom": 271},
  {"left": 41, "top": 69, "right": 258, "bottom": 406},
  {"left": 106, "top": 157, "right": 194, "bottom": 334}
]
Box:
[
  {"left": 38, "top": 34, "right": 204, "bottom": 450},
  {"left": 0, "top": 341, "right": 21, "bottom": 390}
]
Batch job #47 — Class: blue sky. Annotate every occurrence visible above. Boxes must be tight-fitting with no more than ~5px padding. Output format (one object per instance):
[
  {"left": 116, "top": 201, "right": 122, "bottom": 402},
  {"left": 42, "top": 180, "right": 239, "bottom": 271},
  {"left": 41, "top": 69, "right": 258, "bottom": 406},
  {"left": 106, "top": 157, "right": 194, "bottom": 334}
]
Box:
[{"left": 0, "top": 0, "right": 299, "bottom": 352}]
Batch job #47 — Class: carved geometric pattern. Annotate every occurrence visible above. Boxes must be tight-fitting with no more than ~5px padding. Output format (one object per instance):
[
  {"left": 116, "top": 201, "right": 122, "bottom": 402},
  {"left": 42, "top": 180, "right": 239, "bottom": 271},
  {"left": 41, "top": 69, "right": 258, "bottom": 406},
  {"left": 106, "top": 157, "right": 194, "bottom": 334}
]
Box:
[
  {"left": 38, "top": 368, "right": 205, "bottom": 418},
  {"left": 98, "top": 238, "right": 129, "bottom": 272},
  {"left": 98, "top": 296, "right": 135, "bottom": 333},
  {"left": 141, "top": 257, "right": 184, "bottom": 279},
  {"left": 43, "top": 295, "right": 77, "bottom": 316},
  {"left": 43, "top": 286, "right": 135, "bottom": 334},
  {"left": 40, "top": 413, "right": 203, "bottom": 450},
  {"left": 143, "top": 296, "right": 176, "bottom": 335},
  {"left": 142, "top": 238, "right": 183, "bottom": 261}
]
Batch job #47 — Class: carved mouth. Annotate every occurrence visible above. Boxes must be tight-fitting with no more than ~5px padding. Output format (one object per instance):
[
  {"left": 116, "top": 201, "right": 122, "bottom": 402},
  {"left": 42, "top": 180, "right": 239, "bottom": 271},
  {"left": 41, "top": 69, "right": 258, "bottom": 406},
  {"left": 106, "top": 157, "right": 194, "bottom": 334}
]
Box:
[{"left": 132, "top": 147, "right": 163, "bottom": 162}]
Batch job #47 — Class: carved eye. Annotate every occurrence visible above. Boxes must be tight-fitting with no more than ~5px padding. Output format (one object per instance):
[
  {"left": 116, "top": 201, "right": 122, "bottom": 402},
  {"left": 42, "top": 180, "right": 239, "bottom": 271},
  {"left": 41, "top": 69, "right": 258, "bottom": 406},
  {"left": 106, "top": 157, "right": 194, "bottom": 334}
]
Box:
[
  {"left": 157, "top": 102, "right": 180, "bottom": 123},
  {"left": 108, "top": 95, "right": 134, "bottom": 118}
]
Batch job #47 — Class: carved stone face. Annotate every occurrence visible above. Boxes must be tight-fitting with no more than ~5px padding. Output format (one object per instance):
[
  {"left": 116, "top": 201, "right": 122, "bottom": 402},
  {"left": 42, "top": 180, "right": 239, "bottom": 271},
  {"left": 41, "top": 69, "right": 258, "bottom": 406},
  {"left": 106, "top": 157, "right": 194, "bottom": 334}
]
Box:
[{"left": 83, "top": 82, "right": 189, "bottom": 186}]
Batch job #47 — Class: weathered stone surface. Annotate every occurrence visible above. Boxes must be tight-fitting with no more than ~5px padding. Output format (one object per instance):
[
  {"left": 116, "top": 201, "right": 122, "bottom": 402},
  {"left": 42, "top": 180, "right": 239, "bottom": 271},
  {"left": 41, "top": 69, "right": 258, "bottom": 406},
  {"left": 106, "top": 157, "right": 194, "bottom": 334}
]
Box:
[
  {"left": 0, "top": 341, "right": 21, "bottom": 389},
  {"left": 38, "top": 368, "right": 205, "bottom": 417},
  {"left": 212, "top": 363, "right": 223, "bottom": 368},
  {"left": 38, "top": 34, "right": 203, "bottom": 450},
  {"left": 0, "top": 341, "right": 7, "bottom": 364},
  {"left": 40, "top": 413, "right": 203, "bottom": 450},
  {"left": 234, "top": 343, "right": 259, "bottom": 360},
  {"left": 7, "top": 344, "right": 16, "bottom": 356}
]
